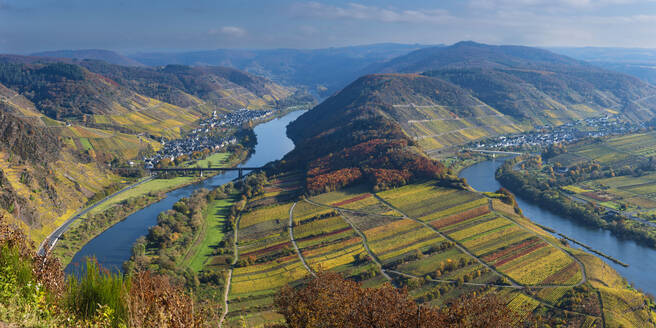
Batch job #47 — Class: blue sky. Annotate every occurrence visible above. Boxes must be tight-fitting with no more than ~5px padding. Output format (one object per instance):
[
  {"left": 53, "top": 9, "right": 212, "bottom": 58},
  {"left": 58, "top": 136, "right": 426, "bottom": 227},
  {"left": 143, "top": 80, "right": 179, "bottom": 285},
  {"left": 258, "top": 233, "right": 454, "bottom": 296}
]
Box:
[{"left": 2, "top": 0, "right": 656, "bottom": 53}]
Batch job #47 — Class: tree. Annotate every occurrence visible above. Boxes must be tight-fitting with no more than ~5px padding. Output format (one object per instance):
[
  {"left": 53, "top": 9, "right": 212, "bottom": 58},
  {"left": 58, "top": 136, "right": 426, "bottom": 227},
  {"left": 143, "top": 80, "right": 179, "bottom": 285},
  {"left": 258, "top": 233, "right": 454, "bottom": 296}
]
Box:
[{"left": 274, "top": 271, "right": 526, "bottom": 328}]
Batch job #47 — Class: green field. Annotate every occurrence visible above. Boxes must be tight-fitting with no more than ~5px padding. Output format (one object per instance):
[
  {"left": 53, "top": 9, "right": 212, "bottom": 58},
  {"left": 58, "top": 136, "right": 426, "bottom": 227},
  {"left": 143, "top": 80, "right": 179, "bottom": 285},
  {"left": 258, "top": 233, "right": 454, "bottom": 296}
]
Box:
[
  {"left": 185, "top": 152, "right": 230, "bottom": 168},
  {"left": 185, "top": 198, "right": 234, "bottom": 271},
  {"left": 85, "top": 177, "right": 198, "bottom": 216}
]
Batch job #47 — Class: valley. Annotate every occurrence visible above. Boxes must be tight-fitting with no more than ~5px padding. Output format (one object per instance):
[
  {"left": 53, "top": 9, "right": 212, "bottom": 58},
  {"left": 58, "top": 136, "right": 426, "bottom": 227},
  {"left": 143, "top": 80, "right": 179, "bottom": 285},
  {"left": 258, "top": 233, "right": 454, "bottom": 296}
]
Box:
[{"left": 2, "top": 40, "right": 656, "bottom": 328}]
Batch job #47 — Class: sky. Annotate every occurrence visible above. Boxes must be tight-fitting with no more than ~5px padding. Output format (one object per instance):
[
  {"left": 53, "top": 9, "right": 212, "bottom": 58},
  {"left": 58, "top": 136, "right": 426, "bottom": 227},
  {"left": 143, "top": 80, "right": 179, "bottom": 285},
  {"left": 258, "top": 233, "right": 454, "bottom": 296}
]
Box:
[{"left": 2, "top": 0, "right": 656, "bottom": 54}]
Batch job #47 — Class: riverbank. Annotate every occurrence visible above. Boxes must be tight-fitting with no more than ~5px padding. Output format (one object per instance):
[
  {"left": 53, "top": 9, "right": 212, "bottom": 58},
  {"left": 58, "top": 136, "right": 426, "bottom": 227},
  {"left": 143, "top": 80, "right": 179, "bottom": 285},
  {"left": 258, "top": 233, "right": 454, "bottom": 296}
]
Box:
[
  {"left": 64, "top": 110, "right": 305, "bottom": 273},
  {"left": 52, "top": 176, "right": 202, "bottom": 267},
  {"left": 53, "top": 112, "right": 273, "bottom": 267},
  {"left": 459, "top": 157, "right": 656, "bottom": 297},
  {"left": 556, "top": 233, "right": 628, "bottom": 267},
  {"left": 496, "top": 158, "right": 656, "bottom": 249}
]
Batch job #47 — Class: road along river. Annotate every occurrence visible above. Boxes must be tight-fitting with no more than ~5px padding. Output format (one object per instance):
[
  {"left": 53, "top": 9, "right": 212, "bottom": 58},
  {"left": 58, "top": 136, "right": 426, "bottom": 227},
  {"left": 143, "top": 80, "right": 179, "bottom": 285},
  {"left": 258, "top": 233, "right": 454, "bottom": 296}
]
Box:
[
  {"left": 66, "top": 110, "right": 305, "bottom": 274},
  {"left": 459, "top": 158, "right": 656, "bottom": 296}
]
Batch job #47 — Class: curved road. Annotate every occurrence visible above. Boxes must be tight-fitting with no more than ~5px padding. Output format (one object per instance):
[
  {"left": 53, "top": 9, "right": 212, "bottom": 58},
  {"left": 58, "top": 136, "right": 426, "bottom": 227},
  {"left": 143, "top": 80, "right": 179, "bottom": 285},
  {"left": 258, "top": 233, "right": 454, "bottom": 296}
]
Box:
[
  {"left": 38, "top": 176, "right": 153, "bottom": 256},
  {"left": 288, "top": 202, "right": 316, "bottom": 277},
  {"left": 334, "top": 207, "right": 392, "bottom": 281}
]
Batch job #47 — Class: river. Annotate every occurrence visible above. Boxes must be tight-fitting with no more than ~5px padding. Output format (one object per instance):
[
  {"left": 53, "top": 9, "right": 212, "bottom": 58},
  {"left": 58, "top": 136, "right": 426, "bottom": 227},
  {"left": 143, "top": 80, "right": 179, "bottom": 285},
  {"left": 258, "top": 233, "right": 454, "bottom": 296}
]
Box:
[
  {"left": 460, "top": 158, "right": 656, "bottom": 295},
  {"left": 65, "top": 110, "right": 305, "bottom": 274}
]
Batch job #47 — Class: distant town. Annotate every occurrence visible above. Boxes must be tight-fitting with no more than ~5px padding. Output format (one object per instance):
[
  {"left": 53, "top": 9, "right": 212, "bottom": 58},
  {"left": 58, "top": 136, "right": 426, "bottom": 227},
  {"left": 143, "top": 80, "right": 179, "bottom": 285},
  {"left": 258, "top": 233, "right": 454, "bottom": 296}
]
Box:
[
  {"left": 471, "top": 115, "right": 644, "bottom": 151},
  {"left": 144, "top": 109, "right": 273, "bottom": 168}
]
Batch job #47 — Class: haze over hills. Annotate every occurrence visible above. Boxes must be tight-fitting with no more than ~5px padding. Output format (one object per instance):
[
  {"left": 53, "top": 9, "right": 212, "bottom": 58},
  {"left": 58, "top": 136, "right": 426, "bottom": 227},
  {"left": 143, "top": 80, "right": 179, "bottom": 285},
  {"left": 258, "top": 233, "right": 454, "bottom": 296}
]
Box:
[
  {"left": 129, "top": 43, "right": 431, "bottom": 97},
  {"left": 32, "top": 49, "right": 144, "bottom": 67},
  {"left": 549, "top": 47, "right": 656, "bottom": 85}
]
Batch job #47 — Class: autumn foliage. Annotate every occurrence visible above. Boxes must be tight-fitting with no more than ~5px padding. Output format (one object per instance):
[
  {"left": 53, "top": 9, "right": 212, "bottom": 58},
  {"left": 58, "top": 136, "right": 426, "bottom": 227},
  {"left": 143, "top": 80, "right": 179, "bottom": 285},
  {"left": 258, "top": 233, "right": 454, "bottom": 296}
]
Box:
[
  {"left": 0, "top": 214, "right": 215, "bottom": 328},
  {"left": 304, "top": 138, "right": 450, "bottom": 193},
  {"left": 274, "top": 271, "right": 524, "bottom": 328}
]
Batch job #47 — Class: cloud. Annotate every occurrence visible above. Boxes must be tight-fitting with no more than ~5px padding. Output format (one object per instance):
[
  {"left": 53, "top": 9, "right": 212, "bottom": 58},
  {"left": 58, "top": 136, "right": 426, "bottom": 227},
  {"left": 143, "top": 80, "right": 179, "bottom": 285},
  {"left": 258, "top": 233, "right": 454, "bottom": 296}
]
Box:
[
  {"left": 209, "top": 26, "right": 247, "bottom": 38},
  {"left": 469, "top": 0, "right": 654, "bottom": 11},
  {"left": 291, "top": 2, "right": 454, "bottom": 24}
]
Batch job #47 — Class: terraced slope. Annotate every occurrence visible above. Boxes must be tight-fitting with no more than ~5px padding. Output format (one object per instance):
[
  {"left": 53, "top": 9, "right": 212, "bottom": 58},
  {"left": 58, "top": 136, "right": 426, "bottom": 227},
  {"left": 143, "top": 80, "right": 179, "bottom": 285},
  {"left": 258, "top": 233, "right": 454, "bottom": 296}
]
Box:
[{"left": 220, "top": 178, "right": 656, "bottom": 326}]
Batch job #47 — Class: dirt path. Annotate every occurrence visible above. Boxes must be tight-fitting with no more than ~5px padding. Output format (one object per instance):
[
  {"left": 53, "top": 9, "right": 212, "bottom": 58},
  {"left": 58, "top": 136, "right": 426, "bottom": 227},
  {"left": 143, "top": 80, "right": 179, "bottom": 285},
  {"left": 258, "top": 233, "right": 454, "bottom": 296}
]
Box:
[
  {"left": 305, "top": 198, "right": 514, "bottom": 288},
  {"left": 334, "top": 207, "right": 392, "bottom": 281},
  {"left": 304, "top": 195, "right": 600, "bottom": 321},
  {"left": 218, "top": 269, "right": 232, "bottom": 327},
  {"left": 371, "top": 194, "right": 523, "bottom": 288},
  {"left": 386, "top": 269, "right": 520, "bottom": 288},
  {"left": 289, "top": 202, "right": 316, "bottom": 277},
  {"left": 219, "top": 214, "right": 241, "bottom": 328}
]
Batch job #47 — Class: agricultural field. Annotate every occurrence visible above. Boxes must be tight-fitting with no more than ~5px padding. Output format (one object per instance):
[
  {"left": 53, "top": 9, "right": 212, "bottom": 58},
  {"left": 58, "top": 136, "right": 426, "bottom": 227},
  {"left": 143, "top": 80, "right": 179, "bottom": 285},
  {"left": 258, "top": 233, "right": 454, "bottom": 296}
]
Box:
[
  {"left": 228, "top": 198, "right": 307, "bottom": 327},
  {"left": 564, "top": 172, "right": 656, "bottom": 220},
  {"left": 184, "top": 198, "right": 235, "bottom": 271},
  {"left": 223, "top": 178, "right": 655, "bottom": 326},
  {"left": 378, "top": 182, "right": 582, "bottom": 286},
  {"left": 84, "top": 177, "right": 198, "bottom": 216},
  {"left": 93, "top": 101, "right": 201, "bottom": 139},
  {"left": 397, "top": 104, "right": 524, "bottom": 152},
  {"left": 56, "top": 124, "right": 162, "bottom": 160},
  {"left": 550, "top": 130, "right": 656, "bottom": 168},
  {"left": 186, "top": 152, "right": 230, "bottom": 168}
]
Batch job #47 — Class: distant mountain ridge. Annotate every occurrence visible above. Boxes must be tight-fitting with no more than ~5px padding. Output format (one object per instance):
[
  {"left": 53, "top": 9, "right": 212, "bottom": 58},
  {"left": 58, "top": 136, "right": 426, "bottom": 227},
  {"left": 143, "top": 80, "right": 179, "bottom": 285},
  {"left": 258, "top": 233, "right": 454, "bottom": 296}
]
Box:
[
  {"left": 32, "top": 49, "right": 144, "bottom": 67},
  {"left": 549, "top": 46, "right": 656, "bottom": 85},
  {"left": 130, "top": 43, "right": 432, "bottom": 97},
  {"left": 291, "top": 42, "right": 656, "bottom": 157}
]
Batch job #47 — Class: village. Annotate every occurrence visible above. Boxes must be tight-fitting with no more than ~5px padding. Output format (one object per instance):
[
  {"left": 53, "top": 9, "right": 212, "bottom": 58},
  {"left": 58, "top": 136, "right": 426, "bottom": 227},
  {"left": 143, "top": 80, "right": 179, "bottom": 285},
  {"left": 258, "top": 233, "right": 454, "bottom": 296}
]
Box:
[
  {"left": 471, "top": 115, "right": 644, "bottom": 151},
  {"left": 143, "top": 108, "right": 273, "bottom": 168}
]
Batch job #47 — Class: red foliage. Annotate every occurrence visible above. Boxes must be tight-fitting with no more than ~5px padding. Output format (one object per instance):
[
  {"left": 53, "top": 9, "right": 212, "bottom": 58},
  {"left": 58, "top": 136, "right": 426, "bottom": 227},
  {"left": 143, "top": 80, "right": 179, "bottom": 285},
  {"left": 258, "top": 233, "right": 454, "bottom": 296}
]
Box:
[
  {"left": 482, "top": 237, "right": 541, "bottom": 263},
  {"left": 275, "top": 271, "right": 525, "bottom": 328},
  {"left": 332, "top": 194, "right": 372, "bottom": 207},
  {"left": 431, "top": 205, "right": 491, "bottom": 229},
  {"left": 304, "top": 137, "right": 446, "bottom": 193},
  {"left": 307, "top": 167, "right": 363, "bottom": 193},
  {"left": 365, "top": 168, "right": 412, "bottom": 188},
  {"left": 241, "top": 241, "right": 292, "bottom": 258},
  {"left": 493, "top": 242, "right": 546, "bottom": 267}
]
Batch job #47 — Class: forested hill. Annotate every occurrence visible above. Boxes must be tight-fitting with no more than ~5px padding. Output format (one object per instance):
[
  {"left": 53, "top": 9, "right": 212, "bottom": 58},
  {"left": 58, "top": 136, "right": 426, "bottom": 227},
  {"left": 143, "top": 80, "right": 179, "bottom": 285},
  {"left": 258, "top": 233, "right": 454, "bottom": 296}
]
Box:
[
  {"left": 0, "top": 56, "right": 296, "bottom": 122},
  {"left": 283, "top": 74, "right": 466, "bottom": 194},
  {"left": 287, "top": 42, "right": 656, "bottom": 158},
  {"left": 375, "top": 41, "right": 587, "bottom": 72},
  {"left": 77, "top": 60, "right": 294, "bottom": 113}
]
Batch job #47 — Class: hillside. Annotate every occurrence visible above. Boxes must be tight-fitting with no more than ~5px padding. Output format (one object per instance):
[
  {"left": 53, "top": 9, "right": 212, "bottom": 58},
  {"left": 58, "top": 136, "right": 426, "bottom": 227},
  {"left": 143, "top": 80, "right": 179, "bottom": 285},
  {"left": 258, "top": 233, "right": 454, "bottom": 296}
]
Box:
[
  {"left": 32, "top": 49, "right": 144, "bottom": 67},
  {"left": 284, "top": 74, "right": 469, "bottom": 193},
  {"left": 291, "top": 42, "right": 656, "bottom": 155},
  {"left": 0, "top": 56, "right": 298, "bottom": 138},
  {"left": 78, "top": 60, "right": 292, "bottom": 113},
  {"left": 377, "top": 42, "right": 656, "bottom": 124},
  {"left": 287, "top": 73, "right": 523, "bottom": 156},
  {"left": 0, "top": 55, "right": 301, "bottom": 245}
]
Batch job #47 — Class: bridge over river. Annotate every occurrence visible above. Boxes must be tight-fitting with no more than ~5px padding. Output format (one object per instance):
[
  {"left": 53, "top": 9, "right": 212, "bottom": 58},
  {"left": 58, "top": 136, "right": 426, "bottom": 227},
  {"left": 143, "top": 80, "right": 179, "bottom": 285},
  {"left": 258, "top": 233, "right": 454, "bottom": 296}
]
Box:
[
  {"left": 465, "top": 149, "right": 524, "bottom": 156},
  {"left": 149, "top": 166, "right": 263, "bottom": 178}
]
